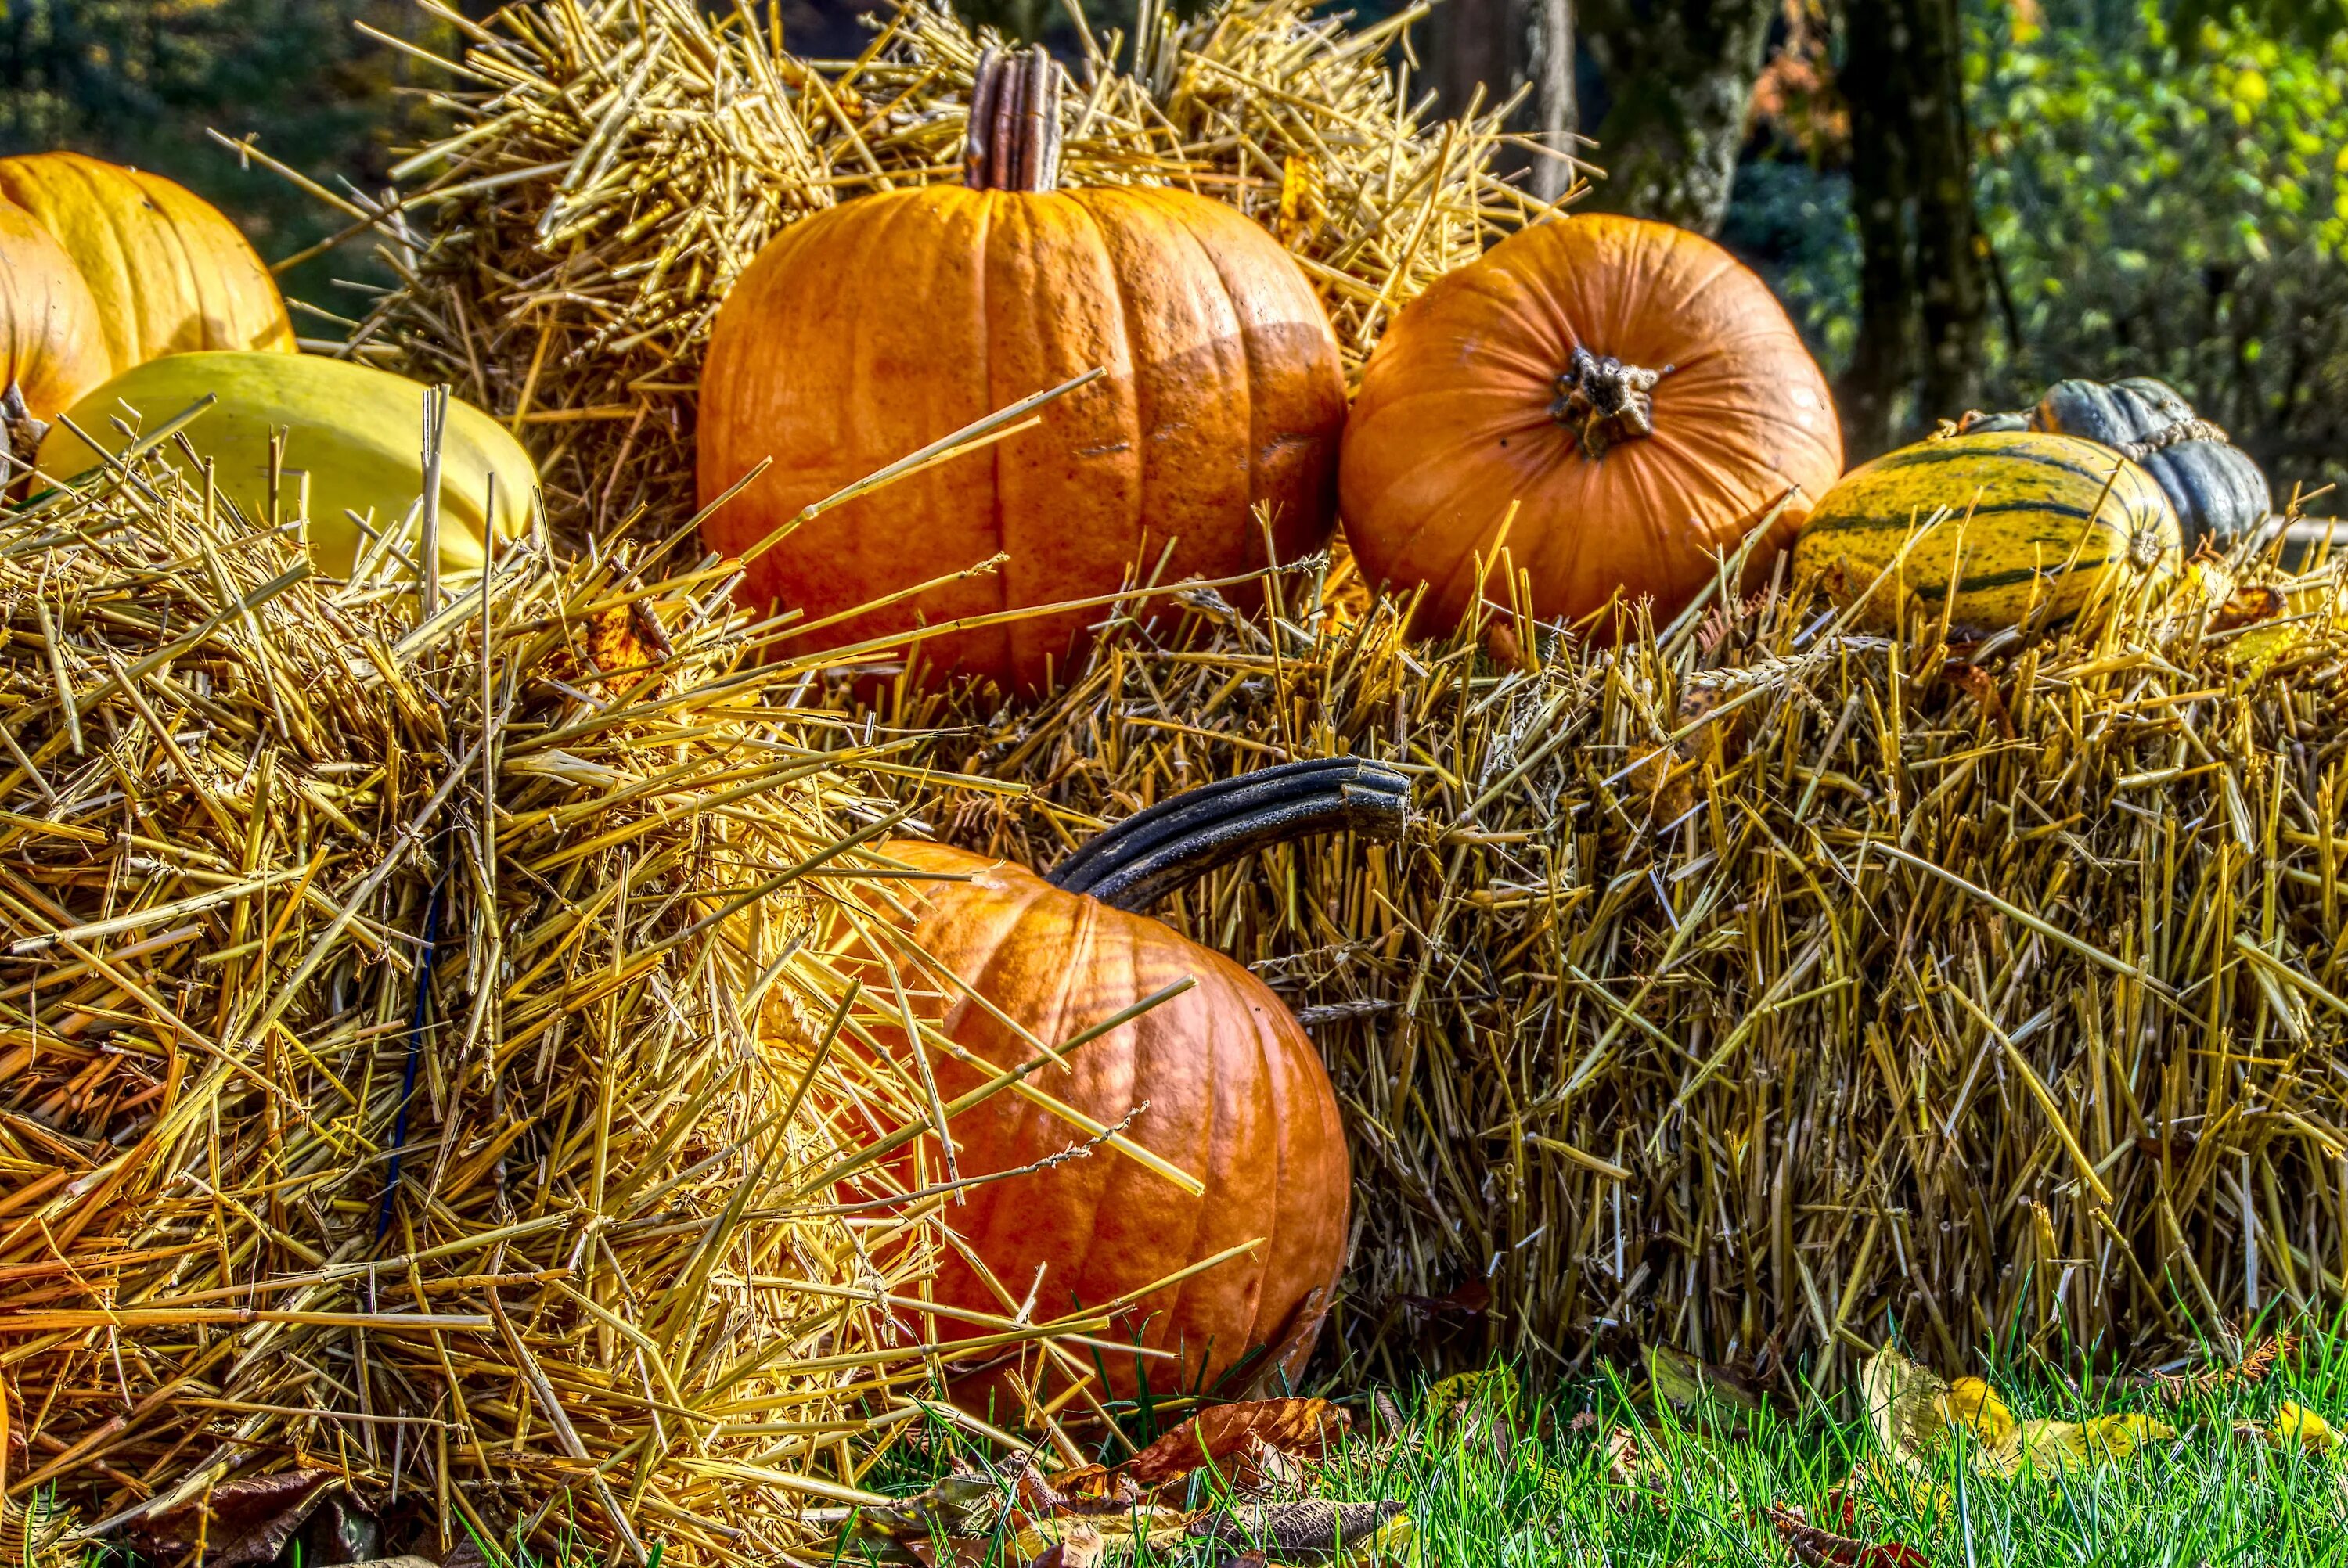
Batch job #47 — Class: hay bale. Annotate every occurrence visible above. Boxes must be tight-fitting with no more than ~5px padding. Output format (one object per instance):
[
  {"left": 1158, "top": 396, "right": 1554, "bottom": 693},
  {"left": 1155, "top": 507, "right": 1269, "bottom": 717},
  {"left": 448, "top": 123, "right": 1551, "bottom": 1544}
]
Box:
[
  {"left": 322, "top": 0, "right": 1564, "bottom": 539},
  {"left": 0, "top": 420, "right": 1136, "bottom": 1561},
  {"left": 863, "top": 535, "right": 2348, "bottom": 1382}
]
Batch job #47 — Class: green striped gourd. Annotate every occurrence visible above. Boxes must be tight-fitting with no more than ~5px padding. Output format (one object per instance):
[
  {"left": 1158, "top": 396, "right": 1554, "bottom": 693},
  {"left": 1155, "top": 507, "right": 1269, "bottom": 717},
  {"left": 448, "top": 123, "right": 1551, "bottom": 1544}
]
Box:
[{"left": 1792, "top": 430, "right": 2181, "bottom": 635}]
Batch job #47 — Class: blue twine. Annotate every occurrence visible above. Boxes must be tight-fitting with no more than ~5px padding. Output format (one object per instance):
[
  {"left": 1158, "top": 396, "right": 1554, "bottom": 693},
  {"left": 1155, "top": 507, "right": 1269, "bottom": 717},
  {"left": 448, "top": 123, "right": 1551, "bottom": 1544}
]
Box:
[{"left": 378, "top": 847, "right": 449, "bottom": 1239}]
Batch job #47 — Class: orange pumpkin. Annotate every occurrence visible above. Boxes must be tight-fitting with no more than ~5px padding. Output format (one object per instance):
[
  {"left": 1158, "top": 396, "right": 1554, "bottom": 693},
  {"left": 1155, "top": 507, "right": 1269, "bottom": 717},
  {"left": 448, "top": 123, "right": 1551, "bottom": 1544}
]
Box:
[
  {"left": 1339, "top": 213, "right": 1843, "bottom": 631},
  {"left": 856, "top": 759, "right": 1405, "bottom": 1403},
  {"left": 699, "top": 47, "right": 1347, "bottom": 693},
  {"left": 0, "top": 152, "right": 295, "bottom": 376},
  {"left": 0, "top": 196, "right": 109, "bottom": 456}
]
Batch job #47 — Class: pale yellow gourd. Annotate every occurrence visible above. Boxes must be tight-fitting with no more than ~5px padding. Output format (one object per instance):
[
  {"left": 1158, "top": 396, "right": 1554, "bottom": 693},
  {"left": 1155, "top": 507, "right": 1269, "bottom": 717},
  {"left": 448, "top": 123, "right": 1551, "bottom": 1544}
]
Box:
[{"left": 38, "top": 351, "right": 535, "bottom": 577}]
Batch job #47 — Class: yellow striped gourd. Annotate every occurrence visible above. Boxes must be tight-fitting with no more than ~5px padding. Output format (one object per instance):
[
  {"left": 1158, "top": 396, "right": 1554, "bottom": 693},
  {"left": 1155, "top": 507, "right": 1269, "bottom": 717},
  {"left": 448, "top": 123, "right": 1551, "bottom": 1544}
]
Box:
[{"left": 1792, "top": 430, "right": 2181, "bottom": 634}]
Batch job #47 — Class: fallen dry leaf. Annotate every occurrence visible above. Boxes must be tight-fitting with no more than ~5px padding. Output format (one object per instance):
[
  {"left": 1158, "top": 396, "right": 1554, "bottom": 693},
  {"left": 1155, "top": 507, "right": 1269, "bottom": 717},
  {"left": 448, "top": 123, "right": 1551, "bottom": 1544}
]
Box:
[
  {"left": 1941, "top": 1376, "right": 2016, "bottom": 1450},
  {"left": 1123, "top": 1398, "right": 1350, "bottom": 1489},
  {"left": 1861, "top": 1347, "right": 2170, "bottom": 1480},
  {"left": 1010, "top": 1511, "right": 1190, "bottom": 1566},
  {"left": 1644, "top": 1343, "right": 1778, "bottom": 1425},
  {"left": 2152, "top": 1332, "right": 2299, "bottom": 1404},
  {"left": 1190, "top": 1498, "right": 1405, "bottom": 1560},
  {"left": 1834, "top": 1456, "right": 1953, "bottom": 1530},
  {"left": 1767, "top": 1504, "right": 1931, "bottom": 1568},
  {"left": 129, "top": 1469, "right": 340, "bottom": 1567},
  {"left": 2211, "top": 584, "right": 2286, "bottom": 634},
  {"left": 2265, "top": 1402, "right": 2343, "bottom": 1456},
  {"left": 1025, "top": 1521, "right": 1105, "bottom": 1568}
]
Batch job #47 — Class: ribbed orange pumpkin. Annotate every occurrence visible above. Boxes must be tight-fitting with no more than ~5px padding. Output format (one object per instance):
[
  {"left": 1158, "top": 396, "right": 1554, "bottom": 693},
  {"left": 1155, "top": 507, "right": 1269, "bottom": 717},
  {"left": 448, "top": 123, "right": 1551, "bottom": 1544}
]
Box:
[
  {"left": 0, "top": 152, "right": 295, "bottom": 376},
  {"left": 0, "top": 195, "right": 109, "bottom": 448},
  {"left": 699, "top": 48, "right": 1346, "bottom": 693},
  {"left": 855, "top": 760, "right": 1405, "bottom": 1403},
  {"left": 1340, "top": 213, "right": 1844, "bottom": 631}
]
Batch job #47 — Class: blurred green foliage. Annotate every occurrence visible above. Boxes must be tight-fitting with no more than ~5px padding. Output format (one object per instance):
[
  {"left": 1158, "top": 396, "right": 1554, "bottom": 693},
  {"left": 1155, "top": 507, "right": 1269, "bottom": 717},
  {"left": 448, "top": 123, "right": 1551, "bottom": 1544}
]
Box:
[
  {"left": 0, "top": 0, "right": 453, "bottom": 320},
  {"left": 1729, "top": 0, "right": 2346, "bottom": 502},
  {"left": 1969, "top": 0, "right": 2348, "bottom": 500}
]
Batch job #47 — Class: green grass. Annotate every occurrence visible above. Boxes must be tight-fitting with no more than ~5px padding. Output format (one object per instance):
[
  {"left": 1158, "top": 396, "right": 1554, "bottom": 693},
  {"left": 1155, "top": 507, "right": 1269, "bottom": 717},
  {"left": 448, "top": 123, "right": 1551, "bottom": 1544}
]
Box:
[{"left": 844, "top": 1336, "right": 2348, "bottom": 1566}]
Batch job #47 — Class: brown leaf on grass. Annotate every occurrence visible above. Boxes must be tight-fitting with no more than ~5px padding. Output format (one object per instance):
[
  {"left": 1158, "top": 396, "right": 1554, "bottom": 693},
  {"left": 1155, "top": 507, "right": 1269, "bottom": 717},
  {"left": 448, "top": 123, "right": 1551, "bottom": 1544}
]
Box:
[
  {"left": 840, "top": 1473, "right": 1003, "bottom": 1557},
  {"left": 1025, "top": 1522, "right": 1105, "bottom": 1568},
  {"left": 1122, "top": 1398, "right": 1350, "bottom": 1488},
  {"left": 1041, "top": 1463, "right": 1147, "bottom": 1516},
  {"left": 1188, "top": 1498, "right": 1405, "bottom": 1559},
  {"left": 1767, "top": 1505, "right": 1932, "bottom": 1568},
  {"left": 130, "top": 1469, "right": 340, "bottom": 1566},
  {"left": 2152, "top": 1332, "right": 2300, "bottom": 1405}
]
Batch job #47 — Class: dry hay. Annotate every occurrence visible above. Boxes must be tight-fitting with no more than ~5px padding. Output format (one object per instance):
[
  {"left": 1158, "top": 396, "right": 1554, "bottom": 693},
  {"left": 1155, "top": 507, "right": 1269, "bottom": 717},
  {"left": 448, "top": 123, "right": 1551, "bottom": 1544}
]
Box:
[
  {"left": 295, "top": 0, "right": 1565, "bottom": 541},
  {"left": 844, "top": 532, "right": 2348, "bottom": 1386},
  {"left": 0, "top": 415, "right": 1184, "bottom": 1563}
]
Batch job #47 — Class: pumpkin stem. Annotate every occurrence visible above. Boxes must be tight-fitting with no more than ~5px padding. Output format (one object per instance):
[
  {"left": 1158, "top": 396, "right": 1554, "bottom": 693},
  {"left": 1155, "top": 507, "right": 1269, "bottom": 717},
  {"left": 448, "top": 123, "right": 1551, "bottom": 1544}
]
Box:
[
  {"left": 0, "top": 382, "right": 45, "bottom": 473},
  {"left": 1552, "top": 346, "right": 1670, "bottom": 461},
  {"left": 1046, "top": 757, "right": 1410, "bottom": 912},
  {"left": 964, "top": 45, "right": 1064, "bottom": 194}
]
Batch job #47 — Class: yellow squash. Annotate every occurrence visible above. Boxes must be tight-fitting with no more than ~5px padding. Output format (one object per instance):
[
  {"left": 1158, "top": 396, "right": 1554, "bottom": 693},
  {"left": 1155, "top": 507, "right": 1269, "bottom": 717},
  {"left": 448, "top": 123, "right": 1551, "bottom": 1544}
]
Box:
[
  {"left": 39, "top": 351, "right": 535, "bottom": 577},
  {"left": 1794, "top": 430, "right": 2180, "bottom": 634},
  {"left": 0, "top": 152, "right": 294, "bottom": 374}
]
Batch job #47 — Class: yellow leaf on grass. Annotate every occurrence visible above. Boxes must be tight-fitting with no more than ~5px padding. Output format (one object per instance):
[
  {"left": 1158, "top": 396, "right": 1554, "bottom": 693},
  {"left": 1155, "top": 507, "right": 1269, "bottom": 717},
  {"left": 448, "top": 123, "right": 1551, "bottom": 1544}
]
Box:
[
  {"left": 1942, "top": 1378, "right": 2017, "bottom": 1449},
  {"left": 1863, "top": 1350, "right": 2170, "bottom": 1479},
  {"left": 1862, "top": 1349, "right": 1957, "bottom": 1465},
  {"left": 2082, "top": 1412, "right": 2176, "bottom": 1460},
  {"left": 2267, "top": 1403, "right": 2343, "bottom": 1455},
  {"left": 1426, "top": 1366, "right": 1518, "bottom": 1413},
  {"left": 2009, "top": 1413, "right": 2177, "bottom": 1474},
  {"left": 1344, "top": 1512, "right": 1421, "bottom": 1568}
]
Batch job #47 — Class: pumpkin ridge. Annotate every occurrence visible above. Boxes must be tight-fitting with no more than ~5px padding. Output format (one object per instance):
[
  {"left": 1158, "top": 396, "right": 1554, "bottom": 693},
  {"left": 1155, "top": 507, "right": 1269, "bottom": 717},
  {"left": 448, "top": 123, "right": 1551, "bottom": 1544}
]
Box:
[
  {"left": 1025, "top": 880, "right": 1129, "bottom": 1328},
  {"left": 1121, "top": 905, "right": 1214, "bottom": 1368},
  {"left": 1228, "top": 991, "right": 1287, "bottom": 1369},
  {"left": 58, "top": 159, "right": 139, "bottom": 372},
  {"left": 1161, "top": 196, "right": 1262, "bottom": 554},
  {"left": 1061, "top": 192, "right": 1150, "bottom": 678},
  {"left": 969, "top": 191, "right": 1009, "bottom": 670}
]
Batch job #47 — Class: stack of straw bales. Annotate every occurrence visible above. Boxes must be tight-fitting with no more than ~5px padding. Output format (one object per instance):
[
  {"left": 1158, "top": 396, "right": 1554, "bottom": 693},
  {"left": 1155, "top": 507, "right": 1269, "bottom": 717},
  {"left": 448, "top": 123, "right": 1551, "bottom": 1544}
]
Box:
[
  {"left": 0, "top": 416, "right": 1187, "bottom": 1563},
  {"left": 866, "top": 543, "right": 2348, "bottom": 1382}
]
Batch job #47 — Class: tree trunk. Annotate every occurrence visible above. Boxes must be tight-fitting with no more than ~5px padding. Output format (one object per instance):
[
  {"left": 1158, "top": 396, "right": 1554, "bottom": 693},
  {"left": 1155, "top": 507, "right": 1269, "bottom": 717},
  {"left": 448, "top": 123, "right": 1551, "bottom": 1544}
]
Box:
[
  {"left": 1836, "top": 0, "right": 1919, "bottom": 456},
  {"left": 1576, "top": 0, "right": 1777, "bottom": 234},
  {"left": 1428, "top": 0, "right": 1578, "bottom": 202},
  {"left": 1529, "top": 0, "right": 1578, "bottom": 201},
  {"left": 1909, "top": 0, "right": 1986, "bottom": 423},
  {"left": 1835, "top": 0, "right": 1987, "bottom": 457}
]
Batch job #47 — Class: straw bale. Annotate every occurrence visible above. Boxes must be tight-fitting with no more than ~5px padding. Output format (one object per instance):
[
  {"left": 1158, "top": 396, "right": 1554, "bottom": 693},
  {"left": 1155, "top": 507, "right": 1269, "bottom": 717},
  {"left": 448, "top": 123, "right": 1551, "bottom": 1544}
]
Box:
[
  {"left": 0, "top": 423, "right": 1138, "bottom": 1563},
  {"left": 322, "top": 0, "right": 1564, "bottom": 541},
  {"left": 852, "top": 534, "right": 2348, "bottom": 1384}
]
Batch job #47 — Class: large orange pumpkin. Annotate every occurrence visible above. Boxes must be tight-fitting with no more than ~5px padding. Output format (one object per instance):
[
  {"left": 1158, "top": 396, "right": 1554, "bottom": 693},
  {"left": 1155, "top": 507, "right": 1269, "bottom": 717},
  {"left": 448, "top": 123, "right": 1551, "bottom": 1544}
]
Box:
[
  {"left": 1339, "top": 213, "right": 1843, "bottom": 631},
  {"left": 0, "top": 195, "right": 109, "bottom": 455},
  {"left": 0, "top": 152, "right": 295, "bottom": 376},
  {"left": 699, "top": 47, "right": 1347, "bottom": 693},
  {"left": 856, "top": 759, "right": 1406, "bottom": 1404}
]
